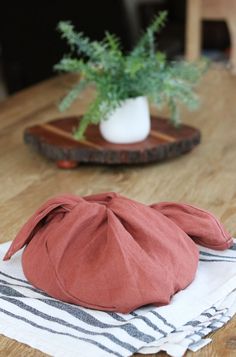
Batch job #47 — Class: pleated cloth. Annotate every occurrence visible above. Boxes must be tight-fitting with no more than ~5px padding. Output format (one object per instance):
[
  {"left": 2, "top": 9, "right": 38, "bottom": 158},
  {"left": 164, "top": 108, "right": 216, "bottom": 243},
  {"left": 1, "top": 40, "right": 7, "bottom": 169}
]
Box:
[{"left": 3, "top": 192, "right": 233, "bottom": 313}]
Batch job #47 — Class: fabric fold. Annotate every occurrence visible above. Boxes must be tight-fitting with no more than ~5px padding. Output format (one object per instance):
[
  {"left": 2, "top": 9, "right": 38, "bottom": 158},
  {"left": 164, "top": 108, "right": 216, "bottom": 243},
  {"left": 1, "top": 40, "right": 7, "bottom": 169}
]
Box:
[{"left": 151, "top": 202, "right": 232, "bottom": 250}]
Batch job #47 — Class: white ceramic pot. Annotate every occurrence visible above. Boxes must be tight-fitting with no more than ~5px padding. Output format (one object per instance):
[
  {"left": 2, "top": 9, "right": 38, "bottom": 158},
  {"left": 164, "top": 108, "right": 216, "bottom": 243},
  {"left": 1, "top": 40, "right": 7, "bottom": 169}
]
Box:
[{"left": 99, "top": 96, "right": 150, "bottom": 144}]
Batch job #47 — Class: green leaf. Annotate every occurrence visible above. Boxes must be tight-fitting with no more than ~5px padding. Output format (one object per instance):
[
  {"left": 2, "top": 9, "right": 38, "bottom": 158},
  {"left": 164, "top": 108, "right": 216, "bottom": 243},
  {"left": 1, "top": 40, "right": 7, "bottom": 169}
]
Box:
[{"left": 58, "top": 79, "right": 88, "bottom": 111}]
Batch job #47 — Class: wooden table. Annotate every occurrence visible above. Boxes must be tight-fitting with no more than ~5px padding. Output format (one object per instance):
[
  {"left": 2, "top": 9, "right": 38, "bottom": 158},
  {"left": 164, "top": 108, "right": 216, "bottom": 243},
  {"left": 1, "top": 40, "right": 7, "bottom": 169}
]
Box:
[{"left": 0, "top": 67, "right": 236, "bottom": 356}]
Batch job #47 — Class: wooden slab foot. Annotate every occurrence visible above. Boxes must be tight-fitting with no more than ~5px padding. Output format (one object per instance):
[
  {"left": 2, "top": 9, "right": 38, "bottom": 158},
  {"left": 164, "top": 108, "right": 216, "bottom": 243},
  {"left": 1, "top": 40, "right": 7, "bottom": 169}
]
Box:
[{"left": 56, "top": 160, "right": 78, "bottom": 169}]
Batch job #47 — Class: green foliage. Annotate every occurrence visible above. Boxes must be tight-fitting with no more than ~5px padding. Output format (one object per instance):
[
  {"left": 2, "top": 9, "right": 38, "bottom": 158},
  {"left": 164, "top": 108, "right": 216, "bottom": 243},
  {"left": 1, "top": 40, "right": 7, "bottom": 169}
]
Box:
[{"left": 54, "top": 11, "right": 207, "bottom": 140}]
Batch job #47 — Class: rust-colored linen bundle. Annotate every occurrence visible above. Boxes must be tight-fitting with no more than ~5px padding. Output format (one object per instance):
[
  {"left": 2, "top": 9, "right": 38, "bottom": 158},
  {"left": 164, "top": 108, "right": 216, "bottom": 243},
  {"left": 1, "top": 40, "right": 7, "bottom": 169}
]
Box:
[{"left": 4, "top": 192, "right": 233, "bottom": 313}]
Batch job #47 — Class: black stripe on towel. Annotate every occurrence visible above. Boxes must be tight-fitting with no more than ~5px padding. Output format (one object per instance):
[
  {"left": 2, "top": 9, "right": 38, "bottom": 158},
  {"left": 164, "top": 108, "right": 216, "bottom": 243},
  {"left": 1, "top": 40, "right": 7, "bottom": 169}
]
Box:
[
  {"left": 0, "top": 271, "right": 31, "bottom": 285},
  {"left": 0, "top": 293, "right": 136, "bottom": 353},
  {"left": 106, "top": 311, "right": 167, "bottom": 338},
  {"left": 201, "top": 312, "right": 213, "bottom": 318},
  {"left": 0, "top": 307, "right": 123, "bottom": 357},
  {"left": 200, "top": 252, "right": 236, "bottom": 260},
  {"left": 130, "top": 311, "right": 167, "bottom": 336},
  {"left": 0, "top": 284, "right": 24, "bottom": 297},
  {"left": 0, "top": 274, "right": 157, "bottom": 344},
  {"left": 42, "top": 299, "right": 157, "bottom": 342},
  {"left": 199, "top": 259, "right": 236, "bottom": 263},
  {"left": 229, "top": 242, "right": 236, "bottom": 251},
  {"left": 151, "top": 311, "right": 176, "bottom": 330},
  {"left": 0, "top": 277, "right": 50, "bottom": 297}
]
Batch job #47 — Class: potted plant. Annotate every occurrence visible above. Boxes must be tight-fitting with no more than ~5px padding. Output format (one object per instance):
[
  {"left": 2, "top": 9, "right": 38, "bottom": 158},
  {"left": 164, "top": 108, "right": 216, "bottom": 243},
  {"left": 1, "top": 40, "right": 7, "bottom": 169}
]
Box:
[{"left": 54, "top": 11, "right": 206, "bottom": 144}]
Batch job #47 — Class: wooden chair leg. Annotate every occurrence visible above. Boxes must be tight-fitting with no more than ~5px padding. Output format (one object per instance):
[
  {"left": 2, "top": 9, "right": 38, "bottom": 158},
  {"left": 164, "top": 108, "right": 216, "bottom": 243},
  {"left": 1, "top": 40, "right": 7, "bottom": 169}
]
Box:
[
  {"left": 227, "top": 19, "right": 236, "bottom": 74},
  {"left": 185, "top": 0, "right": 202, "bottom": 61}
]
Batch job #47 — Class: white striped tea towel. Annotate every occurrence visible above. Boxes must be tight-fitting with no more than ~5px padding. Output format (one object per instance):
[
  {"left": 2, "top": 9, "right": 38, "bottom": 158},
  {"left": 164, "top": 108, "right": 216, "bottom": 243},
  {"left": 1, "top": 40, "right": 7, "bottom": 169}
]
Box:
[{"left": 0, "top": 240, "right": 235, "bottom": 357}]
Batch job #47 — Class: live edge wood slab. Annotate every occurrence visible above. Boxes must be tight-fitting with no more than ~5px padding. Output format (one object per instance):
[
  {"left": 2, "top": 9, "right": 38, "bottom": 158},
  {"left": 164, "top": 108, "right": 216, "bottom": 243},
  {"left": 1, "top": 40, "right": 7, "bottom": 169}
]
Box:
[{"left": 24, "top": 116, "right": 201, "bottom": 168}]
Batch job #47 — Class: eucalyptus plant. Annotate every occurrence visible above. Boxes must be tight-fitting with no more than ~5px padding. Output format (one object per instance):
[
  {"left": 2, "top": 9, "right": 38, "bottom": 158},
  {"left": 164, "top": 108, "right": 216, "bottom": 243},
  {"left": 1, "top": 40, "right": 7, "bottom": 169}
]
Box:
[{"left": 54, "top": 11, "right": 207, "bottom": 140}]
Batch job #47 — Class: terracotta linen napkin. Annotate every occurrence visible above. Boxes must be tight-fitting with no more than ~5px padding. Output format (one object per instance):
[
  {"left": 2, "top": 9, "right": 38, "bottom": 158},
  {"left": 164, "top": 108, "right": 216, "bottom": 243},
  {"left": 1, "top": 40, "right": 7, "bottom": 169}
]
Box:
[
  {"left": 3, "top": 192, "right": 233, "bottom": 313},
  {"left": 0, "top": 240, "right": 235, "bottom": 357}
]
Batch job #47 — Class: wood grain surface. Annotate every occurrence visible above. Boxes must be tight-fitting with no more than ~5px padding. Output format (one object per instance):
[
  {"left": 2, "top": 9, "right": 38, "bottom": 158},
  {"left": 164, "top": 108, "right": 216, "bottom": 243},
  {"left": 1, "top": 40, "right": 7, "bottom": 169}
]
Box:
[{"left": 0, "top": 67, "right": 236, "bottom": 356}]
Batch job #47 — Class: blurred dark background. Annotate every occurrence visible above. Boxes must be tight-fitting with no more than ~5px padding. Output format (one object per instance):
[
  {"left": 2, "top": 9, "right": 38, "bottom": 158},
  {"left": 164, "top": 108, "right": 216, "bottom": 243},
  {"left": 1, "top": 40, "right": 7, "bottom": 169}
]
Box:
[{"left": 0, "top": 0, "right": 230, "bottom": 96}]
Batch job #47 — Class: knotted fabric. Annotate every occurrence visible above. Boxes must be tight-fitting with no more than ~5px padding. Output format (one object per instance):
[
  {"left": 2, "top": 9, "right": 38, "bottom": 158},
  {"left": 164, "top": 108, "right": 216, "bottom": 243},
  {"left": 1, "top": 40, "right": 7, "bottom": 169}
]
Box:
[{"left": 3, "top": 193, "right": 233, "bottom": 313}]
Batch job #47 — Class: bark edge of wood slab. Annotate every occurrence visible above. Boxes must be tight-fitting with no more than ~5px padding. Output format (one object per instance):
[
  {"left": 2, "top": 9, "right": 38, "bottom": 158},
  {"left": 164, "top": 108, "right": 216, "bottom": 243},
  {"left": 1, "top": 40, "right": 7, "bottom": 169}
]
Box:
[{"left": 23, "top": 116, "right": 201, "bottom": 168}]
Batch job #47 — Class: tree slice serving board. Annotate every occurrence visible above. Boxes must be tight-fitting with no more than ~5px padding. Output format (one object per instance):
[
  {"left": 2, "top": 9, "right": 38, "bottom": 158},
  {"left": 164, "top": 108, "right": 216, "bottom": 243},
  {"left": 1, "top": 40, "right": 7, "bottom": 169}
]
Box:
[{"left": 24, "top": 116, "right": 201, "bottom": 168}]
